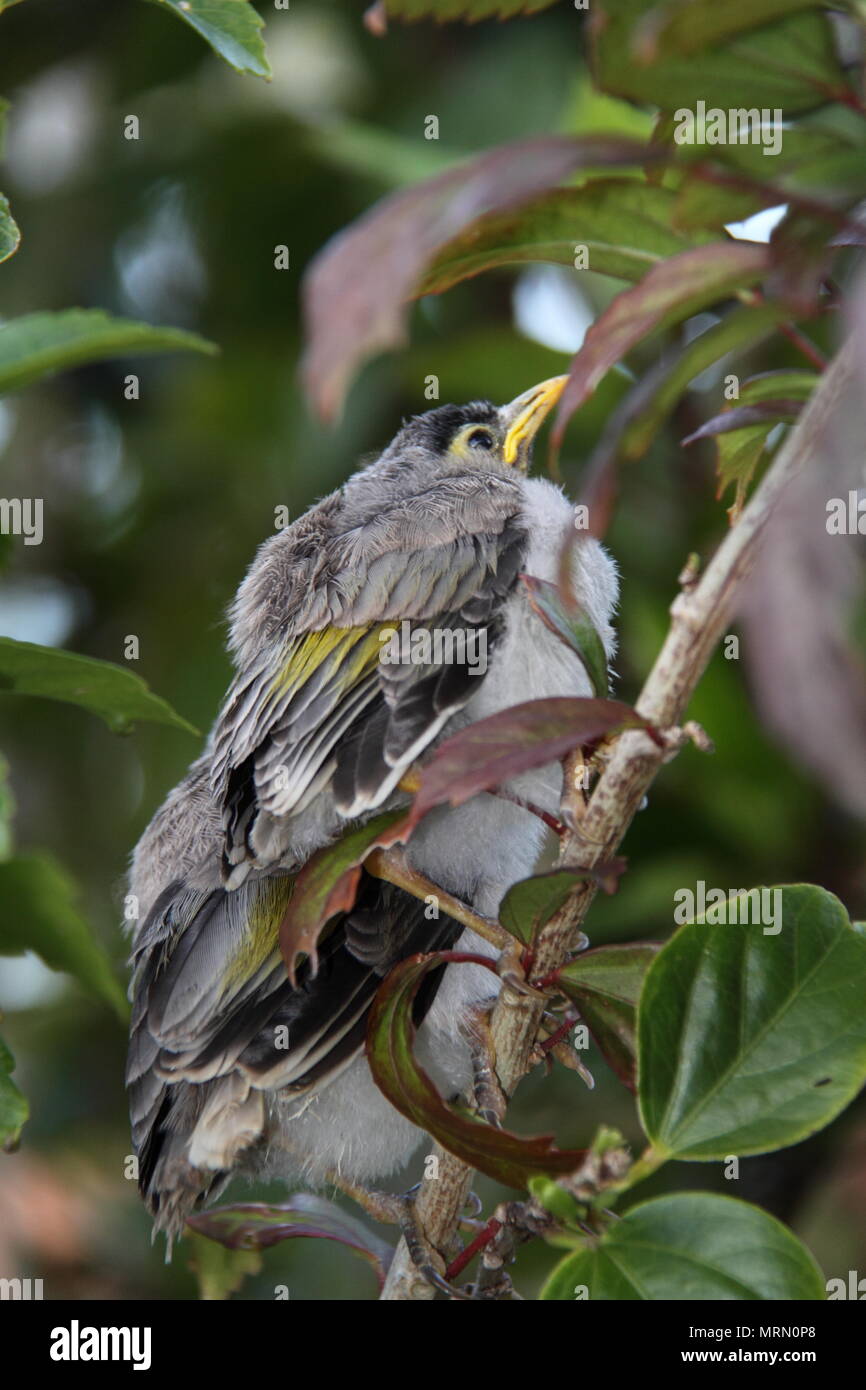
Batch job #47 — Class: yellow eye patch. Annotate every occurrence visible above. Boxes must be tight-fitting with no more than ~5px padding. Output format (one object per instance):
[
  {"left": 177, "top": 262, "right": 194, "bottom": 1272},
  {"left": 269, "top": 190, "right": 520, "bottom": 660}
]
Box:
[{"left": 449, "top": 422, "right": 498, "bottom": 460}]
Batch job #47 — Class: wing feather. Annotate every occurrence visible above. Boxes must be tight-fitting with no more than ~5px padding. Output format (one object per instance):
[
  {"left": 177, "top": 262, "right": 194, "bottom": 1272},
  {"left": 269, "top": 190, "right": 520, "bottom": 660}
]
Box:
[
  {"left": 127, "top": 871, "right": 462, "bottom": 1221},
  {"left": 211, "top": 476, "right": 528, "bottom": 873}
]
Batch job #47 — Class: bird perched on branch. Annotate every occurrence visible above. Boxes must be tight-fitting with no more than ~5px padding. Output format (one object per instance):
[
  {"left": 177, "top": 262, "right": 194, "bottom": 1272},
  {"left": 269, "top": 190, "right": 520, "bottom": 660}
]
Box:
[{"left": 126, "top": 377, "right": 618, "bottom": 1242}]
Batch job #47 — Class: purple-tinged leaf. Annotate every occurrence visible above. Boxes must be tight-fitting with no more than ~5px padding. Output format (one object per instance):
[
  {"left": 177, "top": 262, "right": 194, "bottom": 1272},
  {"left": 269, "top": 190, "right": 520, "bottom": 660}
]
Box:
[
  {"left": 404, "top": 697, "right": 658, "bottom": 835},
  {"left": 279, "top": 810, "right": 406, "bottom": 984},
  {"left": 416, "top": 180, "right": 698, "bottom": 297},
  {"left": 551, "top": 240, "right": 770, "bottom": 448},
  {"left": 367, "top": 951, "right": 588, "bottom": 1187},
  {"left": 682, "top": 399, "right": 802, "bottom": 444},
  {"left": 378, "top": 0, "right": 560, "bottom": 20},
  {"left": 188, "top": 1194, "right": 394, "bottom": 1290},
  {"left": 739, "top": 322, "right": 866, "bottom": 820},
  {"left": 768, "top": 208, "right": 839, "bottom": 317},
  {"left": 301, "top": 135, "right": 658, "bottom": 419}
]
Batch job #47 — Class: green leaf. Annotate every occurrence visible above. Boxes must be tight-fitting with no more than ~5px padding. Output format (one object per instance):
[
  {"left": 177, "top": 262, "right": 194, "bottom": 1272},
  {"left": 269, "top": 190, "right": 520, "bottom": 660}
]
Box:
[
  {"left": 188, "top": 1195, "right": 394, "bottom": 1290},
  {"left": 279, "top": 810, "right": 407, "bottom": 983},
  {"left": 0, "top": 310, "right": 217, "bottom": 397},
  {"left": 147, "top": 0, "right": 270, "bottom": 79},
  {"left": 685, "top": 369, "right": 818, "bottom": 517},
  {"left": 714, "top": 425, "right": 770, "bottom": 518},
  {"left": 593, "top": 2, "right": 846, "bottom": 114},
  {"left": 529, "top": 1126, "right": 630, "bottom": 1227},
  {"left": 0, "top": 1, "right": 26, "bottom": 12},
  {"left": 553, "top": 240, "right": 769, "bottom": 445},
  {"left": 616, "top": 304, "right": 786, "bottom": 462},
  {"left": 367, "top": 951, "right": 588, "bottom": 1188},
  {"left": 0, "top": 1033, "right": 28, "bottom": 1150},
  {"left": 672, "top": 119, "right": 866, "bottom": 222},
  {"left": 499, "top": 869, "right": 596, "bottom": 946},
  {"left": 638, "top": 885, "right": 866, "bottom": 1160},
  {"left": 733, "top": 368, "right": 818, "bottom": 406},
  {"left": 187, "top": 1231, "right": 262, "bottom": 1301},
  {"left": 527, "top": 1173, "right": 585, "bottom": 1226},
  {"left": 671, "top": 174, "right": 773, "bottom": 235},
  {"left": 0, "top": 751, "right": 14, "bottom": 862},
  {"left": 0, "top": 193, "right": 20, "bottom": 265},
  {"left": 540, "top": 1193, "right": 826, "bottom": 1299},
  {"left": 634, "top": 0, "right": 831, "bottom": 59},
  {"left": 520, "top": 574, "right": 609, "bottom": 696},
  {"left": 557, "top": 943, "right": 660, "bottom": 1091},
  {"left": 0, "top": 637, "right": 198, "bottom": 735},
  {"left": 417, "top": 181, "right": 704, "bottom": 295},
  {"left": 0, "top": 853, "right": 127, "bottom": 1017},
  {"left": 304, "top": 119, "right": 456, "bottom": 189},
  {"left": 380, "top": 0, "right": 560, "bottom": 19}
]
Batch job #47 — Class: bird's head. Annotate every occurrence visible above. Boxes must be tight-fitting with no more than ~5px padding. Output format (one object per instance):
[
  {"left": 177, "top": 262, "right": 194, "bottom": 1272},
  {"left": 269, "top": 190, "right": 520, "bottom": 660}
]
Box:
[{"left": 382, "top": 375, "right": 568, "bottom": 476}]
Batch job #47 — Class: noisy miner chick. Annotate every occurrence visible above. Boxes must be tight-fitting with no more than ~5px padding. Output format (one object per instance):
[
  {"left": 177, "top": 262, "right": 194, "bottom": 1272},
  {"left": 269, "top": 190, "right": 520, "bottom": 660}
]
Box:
[{"left": 126, "top": 377, "right": 618, "bottom": 1242}]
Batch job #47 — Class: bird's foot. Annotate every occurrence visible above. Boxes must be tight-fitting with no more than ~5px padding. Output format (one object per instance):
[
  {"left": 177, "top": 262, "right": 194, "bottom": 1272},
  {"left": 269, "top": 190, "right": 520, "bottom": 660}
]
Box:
[
  {"left": 460, "top": 1002, "right": 507, "bottom": 1127},
  {"left": 394, "top": 1195, "right": 461, "bottom": 1297},
  {"left": 324, "top": 1171, "right": 408, "bottom": 1226}
]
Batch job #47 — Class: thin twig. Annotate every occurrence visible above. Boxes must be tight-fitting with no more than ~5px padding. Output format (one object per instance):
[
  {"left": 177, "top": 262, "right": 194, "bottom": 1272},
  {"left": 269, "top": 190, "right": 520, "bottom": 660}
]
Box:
[{"left": 365, "top": 846, "right": 512, "bottom": 952}]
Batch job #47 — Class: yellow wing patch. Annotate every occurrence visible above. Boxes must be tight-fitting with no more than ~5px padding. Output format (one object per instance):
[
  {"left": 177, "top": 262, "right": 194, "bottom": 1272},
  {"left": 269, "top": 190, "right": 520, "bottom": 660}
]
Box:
[{"left": 268, "top": 625, "right": 390, "bottom": 702}]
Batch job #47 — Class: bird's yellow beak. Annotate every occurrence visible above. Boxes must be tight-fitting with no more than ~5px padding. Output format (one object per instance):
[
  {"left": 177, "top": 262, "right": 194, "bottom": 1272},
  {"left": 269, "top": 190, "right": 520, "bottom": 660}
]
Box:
[{"left": 500, "top": 375, "right": 568, "bottom": 469}]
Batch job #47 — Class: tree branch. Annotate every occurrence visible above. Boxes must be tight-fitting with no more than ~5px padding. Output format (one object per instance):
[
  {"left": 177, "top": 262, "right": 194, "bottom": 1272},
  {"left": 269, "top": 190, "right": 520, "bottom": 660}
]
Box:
[{"left": 379, "top": 335, "right": 856, "bottom": 1300}]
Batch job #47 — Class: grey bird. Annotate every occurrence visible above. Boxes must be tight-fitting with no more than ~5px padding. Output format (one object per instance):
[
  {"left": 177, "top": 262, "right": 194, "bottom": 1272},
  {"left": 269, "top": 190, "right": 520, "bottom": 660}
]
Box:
[{"left": 126, "top": 377, "right": 618, "bottom": 1241}]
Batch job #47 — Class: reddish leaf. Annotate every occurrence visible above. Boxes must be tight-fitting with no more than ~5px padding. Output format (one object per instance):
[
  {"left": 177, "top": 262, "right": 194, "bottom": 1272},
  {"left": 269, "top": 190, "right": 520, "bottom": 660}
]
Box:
[
  {"left": 768, "top": 208, "right": 837, "bottom": 317},
  {"left": 551, "top": 240, "right": 770, "bottom": 448},
  {"left": 739, "top": 325, "right": 866, "bottom": 819},
  {"left": 416, "top": 180, "right": 699, "bottom": 297},
  {"left": 301, "top": 135, "right": 658, "bottom": 419},
  {"left": 682, "top": 400, "right": 803, "bottom": 444},
  {"left": 379, "top": 0, "right": 560, "bottom": 19},
  {"left": 279, "top": 810, "right": 406, "bottom": 984},
  {"left": 403, "top": 697, "right": 657, "bottom": 835},
  {"left": 188, "top": 1195, "right": 393, "bottom": 1290},
  {"left": 367, "top": 951, "right": 587, "bottom": 1187}
]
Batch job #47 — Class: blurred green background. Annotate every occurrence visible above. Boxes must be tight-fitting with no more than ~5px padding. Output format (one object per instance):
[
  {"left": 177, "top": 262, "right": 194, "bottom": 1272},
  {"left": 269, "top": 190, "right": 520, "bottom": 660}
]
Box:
[{"left": 0, "top": 0, "right": 863, "bottom": 1300}]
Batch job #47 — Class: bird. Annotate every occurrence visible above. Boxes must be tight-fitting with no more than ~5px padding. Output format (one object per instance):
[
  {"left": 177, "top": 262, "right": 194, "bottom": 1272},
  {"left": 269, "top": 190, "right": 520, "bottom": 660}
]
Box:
[{"left": 126, "top": 376, "right": 619, "bottom": 1244}]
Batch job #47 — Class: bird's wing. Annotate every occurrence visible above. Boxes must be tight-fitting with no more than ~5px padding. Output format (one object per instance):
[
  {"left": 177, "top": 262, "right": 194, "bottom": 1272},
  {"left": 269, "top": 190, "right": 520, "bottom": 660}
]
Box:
[
  {"left": 211, "top": 474, "right": 527, "bottom": 869},
  {"left": 126, "top": 869, "right": 461, "bottom": 1222}
]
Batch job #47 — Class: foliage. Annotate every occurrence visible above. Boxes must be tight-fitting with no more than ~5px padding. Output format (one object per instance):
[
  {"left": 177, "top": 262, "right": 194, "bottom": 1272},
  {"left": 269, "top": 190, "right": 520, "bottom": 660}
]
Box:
[{"left": 0, "top": 0, "right": 864, "bottom": 1303}]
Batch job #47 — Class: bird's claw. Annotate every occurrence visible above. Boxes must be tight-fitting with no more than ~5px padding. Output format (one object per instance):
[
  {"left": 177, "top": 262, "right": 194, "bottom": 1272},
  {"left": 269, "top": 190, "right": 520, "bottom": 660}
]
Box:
[
  {"left": 461, "top": 1002, "right": 507, "bottom": 1127},
  {"left": 394, "top": 1193, "right": 474, "bottom": 1299}
]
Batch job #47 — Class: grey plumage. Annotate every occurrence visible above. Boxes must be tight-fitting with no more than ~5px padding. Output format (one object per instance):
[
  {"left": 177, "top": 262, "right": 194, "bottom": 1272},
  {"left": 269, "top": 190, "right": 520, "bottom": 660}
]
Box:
[{"left": 126, "top": 382, "right": 618, "bottom": 1241}]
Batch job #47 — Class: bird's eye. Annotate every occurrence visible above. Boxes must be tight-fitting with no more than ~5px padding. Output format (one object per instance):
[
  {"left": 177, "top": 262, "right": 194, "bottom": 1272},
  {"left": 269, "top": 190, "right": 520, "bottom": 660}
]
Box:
[{"left": 467, "top": 428, "right": 494, "bottom": 450}]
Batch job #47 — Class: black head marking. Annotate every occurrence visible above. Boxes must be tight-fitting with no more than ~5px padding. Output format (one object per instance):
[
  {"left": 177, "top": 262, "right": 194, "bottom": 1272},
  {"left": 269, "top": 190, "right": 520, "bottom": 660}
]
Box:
[{"left": 401, "top": 400, "right": 498, "bottom": 454}]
